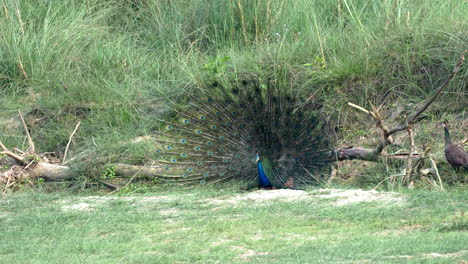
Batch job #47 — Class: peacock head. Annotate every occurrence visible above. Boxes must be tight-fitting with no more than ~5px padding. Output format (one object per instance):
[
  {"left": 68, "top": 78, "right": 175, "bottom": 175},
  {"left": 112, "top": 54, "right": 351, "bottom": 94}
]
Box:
[{"left": 255, "top": 154, "right": 270, "bottom": 164}]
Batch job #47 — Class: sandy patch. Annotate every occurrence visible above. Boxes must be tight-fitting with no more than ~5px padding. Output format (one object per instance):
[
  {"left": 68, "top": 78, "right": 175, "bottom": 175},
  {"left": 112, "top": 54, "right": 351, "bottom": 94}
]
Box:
[
  {"left": 231, "top": 245, "right": 268, "bottom": 261},
  {"left": 207, "top": 189, "right": 309, "bottom": 205},
  {"left": 62, "top": 202, "right": 94, "bottom": 211},
  {"left": 159, "top": 208, "right": 180, "bottom": 217},
  {"left": 60, "top": 195, "right": 176, "bottom": 211},
  {"left": 211, "top": 238, "right": 233, "bottom": 247},
  {"left": 315, "top": 189, "right": 405, "bottom": 206},
  {"left": 60, "top": 188, "right": 406, "bottom": 212},
  {"left": 206, "top": 188, "right": 405, "bottom": 207}
]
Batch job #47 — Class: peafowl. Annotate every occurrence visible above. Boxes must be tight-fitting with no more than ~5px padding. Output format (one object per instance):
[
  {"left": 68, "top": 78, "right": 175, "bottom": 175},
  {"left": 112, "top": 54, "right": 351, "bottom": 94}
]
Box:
[
  {"left": 441, "top": 121, "right": 468, "bottom": 172},
  {"left": 154, "top": 79, "right": 335, "bottom": 188}
]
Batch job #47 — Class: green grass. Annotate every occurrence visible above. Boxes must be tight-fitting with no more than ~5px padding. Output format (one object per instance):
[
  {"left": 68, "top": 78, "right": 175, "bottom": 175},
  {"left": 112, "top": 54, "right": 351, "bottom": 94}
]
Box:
[
  {"left": 0, "top": 2, "right": 466, "bottom": 262},
  {"left": 0, "top": 187, "right": 466, "bottom": 263}
]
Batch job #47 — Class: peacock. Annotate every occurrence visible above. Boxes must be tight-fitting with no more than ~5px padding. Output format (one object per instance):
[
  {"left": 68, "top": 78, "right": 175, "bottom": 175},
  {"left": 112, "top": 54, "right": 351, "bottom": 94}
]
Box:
[{"left": 153, "top": 78, "right": 336, "bottom": 188}]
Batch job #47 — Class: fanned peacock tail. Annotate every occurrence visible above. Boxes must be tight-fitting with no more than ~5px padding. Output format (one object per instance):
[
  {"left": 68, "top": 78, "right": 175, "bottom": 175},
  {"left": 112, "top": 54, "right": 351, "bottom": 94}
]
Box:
[{"left": 153, "top": 79, "right": 335, "bottom": 188}]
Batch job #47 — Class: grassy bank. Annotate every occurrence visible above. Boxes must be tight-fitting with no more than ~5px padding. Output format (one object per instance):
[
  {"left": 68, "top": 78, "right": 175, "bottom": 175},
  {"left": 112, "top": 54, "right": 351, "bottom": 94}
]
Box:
[
  {"left": 0, "top": 187, "right": 466, "bottom": 263},
  {"left": 0, "top": 0, "right": 466, "bottom": 183}
]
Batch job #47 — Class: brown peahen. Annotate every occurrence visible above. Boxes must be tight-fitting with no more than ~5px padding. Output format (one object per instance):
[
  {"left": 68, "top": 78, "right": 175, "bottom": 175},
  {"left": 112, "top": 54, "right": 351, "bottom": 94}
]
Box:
[
  {"left": 441, "top": 121, "right": 468, "bottom": 172},
  {"left": 153, "top": 79, "right": 336, "bottom": 188}
]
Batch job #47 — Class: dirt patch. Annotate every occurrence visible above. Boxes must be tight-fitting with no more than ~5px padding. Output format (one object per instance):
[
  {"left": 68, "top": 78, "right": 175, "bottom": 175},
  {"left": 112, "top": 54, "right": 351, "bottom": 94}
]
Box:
[
  {"left": 231, "top": 245, "right": 268, "bottom": 261},
  {"left": 211, "top": 238, "right": 233, "bottom": 247},
  {"left": 315, "top": 189, "right": 405, "bottom": 206},
  {"left": 60, "top": 188, "right": 406, "bottom": 212},
  {"left": 377, "top": 224, "right": 427, "bottom": 236},
  {"left": 159, "top": 208, "right": 180, "bottom": 217},
  {"left": 60, "top": 195, "right": 176, "bottom": 211},
  {"left": 207, "top": 189, "right": 309, "bottom": 205},
  {"left": 62, "top": 202, "right": 94, "bottom": 211},
  {"left": 206, "top": 188, "right": 405, "bottom": 207}
]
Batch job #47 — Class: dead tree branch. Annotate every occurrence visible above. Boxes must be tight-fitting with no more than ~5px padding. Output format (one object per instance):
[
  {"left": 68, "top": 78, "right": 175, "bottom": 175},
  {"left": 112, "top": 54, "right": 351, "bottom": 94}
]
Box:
[
  {"left": 334, "top": 52, "right": 465, "bottom": 162},
  {"left": 1, "top": 111, "right": 76, "bottom": 187}
]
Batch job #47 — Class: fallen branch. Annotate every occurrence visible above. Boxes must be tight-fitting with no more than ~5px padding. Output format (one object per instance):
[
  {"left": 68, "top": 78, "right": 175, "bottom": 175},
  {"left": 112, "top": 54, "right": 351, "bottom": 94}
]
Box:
[
  {"left": 30, "top": 162, "right": 73, "bottom": 180},
  {"left": 112, "top": 163, "right": 162, "bottom": 179},
  {"left": 98, "top": 179, "right": 120, "bottom": 191},
  {"left": 330, "top": 147, "right": 421, "bottom": 162},
  {"left": 1, "top": 111, "right": 76, "bottom": 187}
]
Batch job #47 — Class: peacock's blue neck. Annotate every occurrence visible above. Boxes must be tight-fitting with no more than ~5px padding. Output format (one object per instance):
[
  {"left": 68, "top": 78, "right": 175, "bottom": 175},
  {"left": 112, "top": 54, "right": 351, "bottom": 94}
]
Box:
[
  {"left": 257, "top": 158, "right": 273, "bottom": 187},
  {"left": 444, "top": 127, "right": 452, "bottom": 145}
]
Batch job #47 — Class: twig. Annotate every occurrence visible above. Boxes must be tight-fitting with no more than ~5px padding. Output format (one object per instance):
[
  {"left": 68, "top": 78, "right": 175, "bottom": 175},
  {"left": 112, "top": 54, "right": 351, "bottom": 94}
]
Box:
[
  {"left": 60, "top": 81, "right": 69, "bottom": 91},
  {"left": 327, "top": 165, "right": 337, "bottom": 185},
  {"left": 13, "top": 148, "right": 25, "bottom": 154},
  {"left": 370, "top": 102, "right": 390, "bottom": 137},
  {"left": 370, "top": 102, "right": 393, "bottom": 154},
  {"left": 405, "top": 126, "right": 415, "bottom": 183},
  {"left": 23, "top": 159, "right": 35, "bottom": 170},
  {"left": 0, "top": 141, "right": 25, "bottom": 164},
  {"left": 62, "top": 121, "right": 81, "bottom": 164},
  {"left": 3, "top": 4, "right": 8, "bottom": 19},
  {"left": 347, "top": 102, "right": 376, "bottom": 118},
  {"left": 62, "top": 149, "right": 90, "bottom": 165},
  {"left": 18, "top": 110, "right": 35, "bottom": 153},
  {"left": 123, "top": 162, "right": 155, "bottom": 189},
  {"left": 98, "top": 179, "right": 120, "bottom": 191},
  {"left": 429, "top": 157, "right": 444, "bottom": 192},
  {"left": 2, "top": 176, "right": 12, "bottom": 194},
  {"left": 104, "top": 162, "right": 154, "bottom": 195}
]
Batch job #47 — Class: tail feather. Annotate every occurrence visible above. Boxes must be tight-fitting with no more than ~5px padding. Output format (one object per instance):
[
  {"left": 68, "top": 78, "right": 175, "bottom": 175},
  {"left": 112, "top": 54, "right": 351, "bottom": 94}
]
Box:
[{"left": 153, "top": 79, "right": 335, "bottom": 188}]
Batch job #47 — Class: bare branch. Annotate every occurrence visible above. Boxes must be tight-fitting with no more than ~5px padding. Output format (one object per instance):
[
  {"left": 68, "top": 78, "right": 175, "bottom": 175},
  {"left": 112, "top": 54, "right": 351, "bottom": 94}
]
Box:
[
  {"left": 347, "top": 102, "right": 375, "bottom": 118},
  {"left": 342, "top": 52, "right": 465, "bottom": 162},
  {"left": 98, "top": 179, "right": 120, "bottom": 191},
  {"left": 429, "top": 157, "right": 444, "bottom": 192},
  {"left": 18, "top": 110, "right": 35, "bottom": 153},
  {"left": 0, "top": 141, "right": 25, "bottom": 164},
  {"left": 63, "top": 121, "right": 81, "bottom": 164}
]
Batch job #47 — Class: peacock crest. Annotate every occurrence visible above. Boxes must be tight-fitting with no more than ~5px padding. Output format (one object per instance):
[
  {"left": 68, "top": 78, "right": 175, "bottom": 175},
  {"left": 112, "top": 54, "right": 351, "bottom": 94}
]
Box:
[{"left": 154, "top": 78, "right": 335, "bottom": 188}]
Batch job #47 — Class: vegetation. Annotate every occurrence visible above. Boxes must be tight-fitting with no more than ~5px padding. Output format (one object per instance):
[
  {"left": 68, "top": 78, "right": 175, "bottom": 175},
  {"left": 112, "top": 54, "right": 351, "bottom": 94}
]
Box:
[
  {"left": 0, "top": 187, "right": 466, "bottom": 263},
  {"left": 0, "top": 0, "right": 466, "bottom": 185},
  {"left": 0, "top": 2, "right": 466, "bottom": 263}
]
